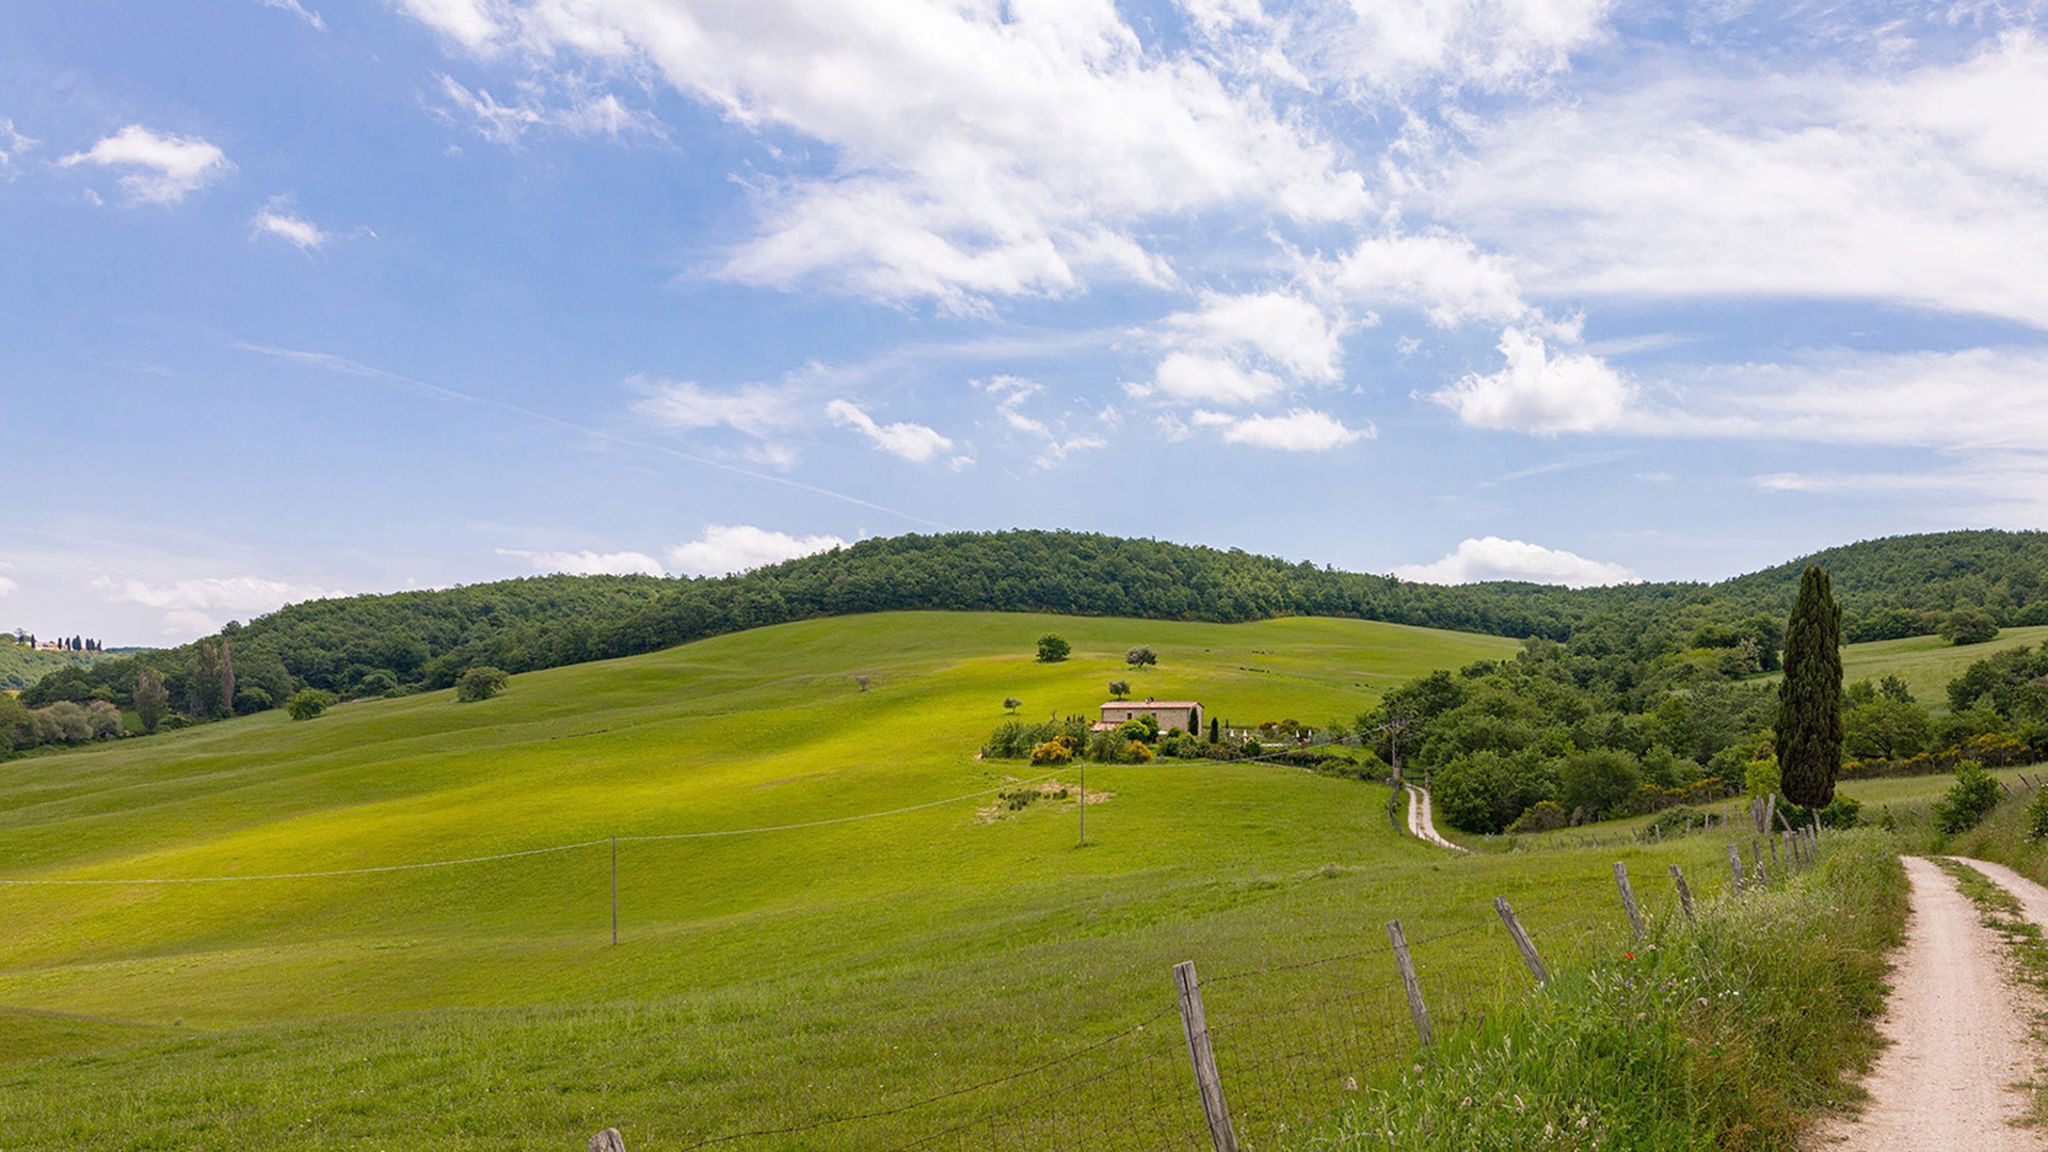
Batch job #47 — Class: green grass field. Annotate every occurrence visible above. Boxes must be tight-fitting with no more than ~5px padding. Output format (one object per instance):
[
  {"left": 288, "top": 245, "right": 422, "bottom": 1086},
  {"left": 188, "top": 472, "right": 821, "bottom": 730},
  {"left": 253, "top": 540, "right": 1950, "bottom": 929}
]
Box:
[
  {"left": 1759, "top": 624, "right": 2048, "bottom": 711},
  {"left": 0, "top": 611, "right": 1959, "bottom": 1150}
]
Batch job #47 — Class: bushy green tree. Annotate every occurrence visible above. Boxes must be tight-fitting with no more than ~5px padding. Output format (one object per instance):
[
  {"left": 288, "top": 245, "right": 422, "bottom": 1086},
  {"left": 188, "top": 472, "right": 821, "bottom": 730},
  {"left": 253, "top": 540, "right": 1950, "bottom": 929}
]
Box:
[
  {"left": 1776, "top": 566, "right": 1844, "bottom": 807},
  {"left": 1125, "top": 646, "right": 1157, "bottom": 669},
  {"left": 1935, "top": 763, "right": 2001, "bottom": 833},
  {"left": 1107, "top": 679, "right": 1130, "bottom": 700},
  {"left": 287, "top": 688, "right": 337, "bottom": 720},
  {"left": 1941, "top": 607, "right": 2000, "bottom": 646},
  {"left": 1035, "top": 634, "right": 1070, "bottom": 663},
  {"left": 1558, "top": 748, "right": 1643, "bottom": 818},
  {"left": 455, "top": 666, "right": 509, "bottom": 702},
  {"left": 134, "top": 667, "right": 169, "bottom": 734}
]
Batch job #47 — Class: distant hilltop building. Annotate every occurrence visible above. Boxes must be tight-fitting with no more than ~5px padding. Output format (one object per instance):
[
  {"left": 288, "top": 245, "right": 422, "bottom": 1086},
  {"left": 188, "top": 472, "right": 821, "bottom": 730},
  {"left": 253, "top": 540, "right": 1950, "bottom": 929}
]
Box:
[{"left": 1096, "top": 697, "right": 1203, "bottom": 734}]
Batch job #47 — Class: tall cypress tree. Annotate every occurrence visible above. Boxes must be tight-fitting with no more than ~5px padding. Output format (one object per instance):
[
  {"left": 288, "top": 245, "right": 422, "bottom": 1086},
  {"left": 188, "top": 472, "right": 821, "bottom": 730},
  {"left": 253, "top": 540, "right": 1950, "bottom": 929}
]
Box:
[{"left": 1776, "top": 565, "right": 1844, "bottom": 807}]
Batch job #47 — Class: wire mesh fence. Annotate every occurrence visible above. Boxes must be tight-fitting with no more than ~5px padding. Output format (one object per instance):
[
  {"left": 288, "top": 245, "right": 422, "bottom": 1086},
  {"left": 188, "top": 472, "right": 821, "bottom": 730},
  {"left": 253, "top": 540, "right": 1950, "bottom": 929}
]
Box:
[{"left": 636, "top": 824, "right": 1832, "bottom": 1152}]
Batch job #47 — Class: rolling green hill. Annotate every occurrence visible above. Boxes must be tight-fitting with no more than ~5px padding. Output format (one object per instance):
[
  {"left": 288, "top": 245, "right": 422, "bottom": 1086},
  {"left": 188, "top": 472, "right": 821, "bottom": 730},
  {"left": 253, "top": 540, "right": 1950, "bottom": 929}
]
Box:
[
  {"left": 28, "top": 529, "right": 2048, "bottom": 726},
  {"left": 0, "top": 612, "right": 1610, "bottom": 1149}
]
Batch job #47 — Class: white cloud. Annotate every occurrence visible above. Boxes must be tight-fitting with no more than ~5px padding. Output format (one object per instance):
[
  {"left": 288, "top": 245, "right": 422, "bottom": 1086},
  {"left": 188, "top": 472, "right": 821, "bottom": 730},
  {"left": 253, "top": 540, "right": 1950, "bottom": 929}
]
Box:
[
  {"left": 395, "top": 0, "right": 1370, "bottom": 309},
  {"left": 1307, "top": 0, "right": 1615, "bottom": 94},
  {"left": 437, "top": 74, "right": 660, "bottom": 144},
  {"left": 93, "top": 575, "right": 339, "bottom": 636},
  {"left": 496, "top": 548, "right": 665, "bottom": 576},
  {"left": 0, "top": 118, "right": 37, "bottom": 171},
  {"left": 258, "top": 0, "right": 327, "bottom": 31},
  {"left": 1443, "top": 36, "right": 2048, "bottom": 328},
  {"left": 1395, "top": 536, "right": 1636, "bottom": 587},
  {"left": 981, "top": 375, "right": 1109, "bottom": 468},
  {"left": 1312, "top": 231, "right": 1528, "bottom": 328},
  {"left": 1431, "top": 326, "right": 1633, "bottom": 433},
  {"left": 1631, "top": 346, "right": 2048, "bottom": 452},
  {"left": 252, "top": 204, "right": 329, "bottom": 251},
  {"left": 666, "top": 524, "right": 847, "bottom": 577},
  {"left": 632, "top": 379, "right": 801, "bottom": 438},
  {"left": 826, "top": 398, "right": 953, "bottom": 463},
  {"left": 1162, "top": 289, "right": 1346, "bottom": 382},
  {"left": 60, "top": 125, "right": 231, "bottom": 204},
  {"left": 1140, "top": 351, "right": 1288, "bottom": 406},
  {"left": 0, "top": 574, "right": 16, "bottom": 596},
  {"left": 1194, "top": 407, "right": 1373, "bottom": 451}
]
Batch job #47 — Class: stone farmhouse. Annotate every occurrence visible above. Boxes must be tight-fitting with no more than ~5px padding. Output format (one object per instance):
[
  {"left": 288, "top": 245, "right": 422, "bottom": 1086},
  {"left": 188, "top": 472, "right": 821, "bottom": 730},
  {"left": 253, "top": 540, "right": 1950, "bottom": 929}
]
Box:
[{"left": 1095, "top": 698, "right": 1204, "bottom": 734}]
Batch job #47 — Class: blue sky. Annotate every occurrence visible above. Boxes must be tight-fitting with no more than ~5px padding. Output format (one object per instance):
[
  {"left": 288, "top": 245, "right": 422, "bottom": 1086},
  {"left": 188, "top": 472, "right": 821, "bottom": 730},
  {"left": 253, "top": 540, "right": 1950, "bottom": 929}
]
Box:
[{"left": 6, "top": 0, "right": 2048, "bottom": 644}]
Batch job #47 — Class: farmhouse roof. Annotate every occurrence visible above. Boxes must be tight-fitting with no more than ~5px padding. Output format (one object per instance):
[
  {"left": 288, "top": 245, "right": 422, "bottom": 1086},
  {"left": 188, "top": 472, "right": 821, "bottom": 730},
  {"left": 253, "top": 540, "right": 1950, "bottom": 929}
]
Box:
[{"left": 1100, "top": 700, "right": 1201, "bottom": 708}]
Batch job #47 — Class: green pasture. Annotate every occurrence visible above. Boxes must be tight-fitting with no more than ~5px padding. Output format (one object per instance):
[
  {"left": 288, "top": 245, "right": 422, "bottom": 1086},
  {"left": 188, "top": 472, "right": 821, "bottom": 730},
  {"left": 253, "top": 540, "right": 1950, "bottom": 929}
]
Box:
[
  {"left": 0, "top": 611, "right": 1892, "bottom": 1149},
  {"left": 1754, "top": 623, "right": 2048, "bottom": 711}
]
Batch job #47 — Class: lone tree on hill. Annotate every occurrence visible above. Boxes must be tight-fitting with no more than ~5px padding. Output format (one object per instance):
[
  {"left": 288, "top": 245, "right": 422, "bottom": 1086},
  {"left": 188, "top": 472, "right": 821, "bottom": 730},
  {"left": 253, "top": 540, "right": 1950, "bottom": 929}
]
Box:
[
  {"left": 1108, "top": 679, "right": 1130, "bottom": 700},
  {"left": 456, "top": 665, "right": 509, "bottom": 702},
  {"left": 1941, "top": 607, "right": 2000, "bottom": 646},
  {"left": 1776, "top": 565, "right": 1844, "bottom": 808},
  {"left": 1002, "top": 695, "right": 1022, "bottom": 714},
  {"left": 1035, "top": 634, "right": 1071, "bottom": 663},
  {"left": 1125, "top": 645, "right": 1157, "bottom": 669}
]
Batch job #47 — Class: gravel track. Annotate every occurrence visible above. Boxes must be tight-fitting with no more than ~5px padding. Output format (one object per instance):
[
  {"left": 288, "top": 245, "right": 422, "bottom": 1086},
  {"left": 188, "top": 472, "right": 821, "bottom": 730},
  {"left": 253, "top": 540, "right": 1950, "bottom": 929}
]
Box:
[
  {"left": 1403, "top": 784, "right": 1466, "bottom": 853},
  {"left": 1811, "top": 855, "right": 2047, "bottom": 1151}
]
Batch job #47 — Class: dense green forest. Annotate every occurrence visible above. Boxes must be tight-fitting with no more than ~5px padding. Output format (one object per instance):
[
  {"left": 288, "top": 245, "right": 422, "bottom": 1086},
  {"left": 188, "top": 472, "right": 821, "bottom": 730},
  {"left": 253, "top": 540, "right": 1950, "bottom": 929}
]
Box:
[{"left": 15, "top": 529, "right": 2048, "bottom": 749}]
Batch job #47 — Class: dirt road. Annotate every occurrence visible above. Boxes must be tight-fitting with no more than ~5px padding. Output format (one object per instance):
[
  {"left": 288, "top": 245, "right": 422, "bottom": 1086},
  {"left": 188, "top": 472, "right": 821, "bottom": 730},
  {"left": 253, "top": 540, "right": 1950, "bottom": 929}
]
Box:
[
  {"left": 1812, "top": 855, "right": 2047, "bottom": 1151},
  {"left": 1403, "top": 785, "right": 1466, "bottom": 853}
]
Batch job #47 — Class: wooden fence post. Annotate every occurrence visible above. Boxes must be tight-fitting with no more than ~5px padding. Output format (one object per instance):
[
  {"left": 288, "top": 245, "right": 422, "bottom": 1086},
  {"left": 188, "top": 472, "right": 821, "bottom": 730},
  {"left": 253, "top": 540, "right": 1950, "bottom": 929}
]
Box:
[
  {"left": 589, "top": 1128, "right": 625, "bottom": 1152},
  {"left": 1767, "top": 833, "right": 1778, "bottom": 867},
  {"left": 1728, "top": 843, "right": 1744, "bottom": 894},
  {"left": 1494, "top": 896, "right": 1549, "bottom": 984},
  {"left": 611, "top": 836, "right": 618, "bottom": 946},
  {"left": 1387, "top": 920, "right": 1433, "bottom": 1048},
  {"left": 1670, "top": 864, "right": 1695, "bottom": 922},
  {"left": 1173, "top": 961, "right": 1239, "bottom": 1152},
  {"left": 1614, "top": 861, "right": 1646, "bottom": 941},
  {"left": 1751, "top": 841, "right": 1768, "bottom": 888}
]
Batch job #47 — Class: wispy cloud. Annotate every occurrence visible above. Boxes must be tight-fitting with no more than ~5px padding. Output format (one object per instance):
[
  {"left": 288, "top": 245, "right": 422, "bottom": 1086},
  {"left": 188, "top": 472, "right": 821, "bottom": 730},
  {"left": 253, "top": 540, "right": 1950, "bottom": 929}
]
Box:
[
  {"left": 257, "top": 0, "right": 326, "bottom": 31},
  {"left": 61, "top": 125, "right": 230, "bottom": 204},
  {"left": 252, "top": 201, "right": 329, "bottom": 250},
  {"left": 826, "top": 399, "right": 954, "bottom": 463}
]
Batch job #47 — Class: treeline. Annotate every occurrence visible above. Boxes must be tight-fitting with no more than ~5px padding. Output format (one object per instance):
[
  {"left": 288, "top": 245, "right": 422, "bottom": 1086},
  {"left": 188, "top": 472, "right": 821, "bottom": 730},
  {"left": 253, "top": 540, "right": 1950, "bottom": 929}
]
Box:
[
  {"left": 19, "top": 529, "right": 2048, "bottom": 742},
  {"left": 1386, "top": 635, "right": 2048, "bottom": 837}
]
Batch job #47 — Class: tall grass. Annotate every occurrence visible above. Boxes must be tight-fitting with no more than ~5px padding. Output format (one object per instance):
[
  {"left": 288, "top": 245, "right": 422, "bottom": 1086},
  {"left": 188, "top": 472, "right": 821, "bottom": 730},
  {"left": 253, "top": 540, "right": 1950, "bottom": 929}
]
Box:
[{"left": 1290, "top": 831, "right": 1906, "bottom": 1151}]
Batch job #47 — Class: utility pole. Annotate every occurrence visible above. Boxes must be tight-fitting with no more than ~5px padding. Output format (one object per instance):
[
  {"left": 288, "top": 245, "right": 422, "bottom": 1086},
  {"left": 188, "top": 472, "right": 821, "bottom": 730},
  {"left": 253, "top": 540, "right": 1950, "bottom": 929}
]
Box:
[{"left": 1078, "top": 760, "right": 1085, "bottom": 846}]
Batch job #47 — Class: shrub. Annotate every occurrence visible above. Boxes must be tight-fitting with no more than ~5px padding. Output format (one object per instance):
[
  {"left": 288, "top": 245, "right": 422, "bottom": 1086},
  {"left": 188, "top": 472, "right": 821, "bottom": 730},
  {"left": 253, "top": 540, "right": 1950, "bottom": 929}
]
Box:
[
  {"left": 287, "top": 688, "right": 338, "bottom": 721},
  {"left": 1935, "top": 762, "right": 2002, "bottom": 834},
  {"left": 1125, "top": 740, "right": 1153, "bottom": 763},
  {"left": 1941, "top": 607, "right": 2000, "bottom": 645},
  {"left": 1113, "top": 715, "right": 1159, "bottom": 744},
  {"left": 455, "top": 666, "right": 509, "bottom": 702},
  {"left": 1028, "top": 739, "right": 1072, "bottom": 766},
  {"left": 1506, "top": 799, "right": 1568, "bottom": 833},
  {"left": 2027, "top": 788, "right": 2048, "bottom": 842}
]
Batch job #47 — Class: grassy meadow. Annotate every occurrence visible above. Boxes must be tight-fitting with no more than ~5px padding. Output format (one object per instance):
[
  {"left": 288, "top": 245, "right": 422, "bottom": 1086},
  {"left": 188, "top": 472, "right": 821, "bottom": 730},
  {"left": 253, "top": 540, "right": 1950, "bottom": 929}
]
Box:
[
  {"left": 1759, "top": 623, "right": 2048, "bottom": 712},
  {"left": 2, "top": 609, "right": 1607, "bottom": 1150}
]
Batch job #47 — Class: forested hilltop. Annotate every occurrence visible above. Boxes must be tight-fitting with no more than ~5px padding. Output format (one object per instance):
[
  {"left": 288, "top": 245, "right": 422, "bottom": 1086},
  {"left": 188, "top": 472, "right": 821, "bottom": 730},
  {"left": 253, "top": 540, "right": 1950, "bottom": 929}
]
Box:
[{"left": 17, "top": 529, "right": 2048, "bottom": 733}]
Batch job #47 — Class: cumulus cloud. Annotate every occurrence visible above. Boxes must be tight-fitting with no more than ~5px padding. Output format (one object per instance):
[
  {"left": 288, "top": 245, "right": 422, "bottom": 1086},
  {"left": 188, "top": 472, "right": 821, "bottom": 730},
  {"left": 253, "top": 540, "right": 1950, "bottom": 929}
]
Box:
[
  {"left": 1312, "top": 231, "right": 1528, "bottom": 328},
  {"left": 60, "top": 125, "right": 231, "bottom": 204},
  {"left": 93, "top": 574, "right": 339, "bottom": 635},
  {"left": 1431, "top": 326, "right": 1633, "bottom": 433},
  {"left": 252, "top": 203, "right": 328, "bottom": 250},
  {"left": 497, "top": 548, "right": 665, "bottom": 576},
  {"left": 1193, "top": 407, "right": 1373, "bottom": 451},
  {"left": 1306, "top": 0, "right": 1615, "bottom": 94},
  {"left": 1139, "top": 352, "right": 1288, "bottom": 406},
  {"left": 1395, "top": 537, "right": 1636, "bottom": 587},
  {"left": 1443, "top": 35, "right": 2048, "bottom": 329},
  {"left": 666, "top": 524, "right": 848, "bottom": 577},
  {"left": 394, "top": 0, "right": 1369, "bottom": 309},
  {"left": 826, "top": 398, "right": 954, "bottom": 463},
  {"left": 633, "top": 379, "right": 802, "bottom": 438},
  {"left": 1162, "top": 290, "right": 1346, "bottom": 382}
]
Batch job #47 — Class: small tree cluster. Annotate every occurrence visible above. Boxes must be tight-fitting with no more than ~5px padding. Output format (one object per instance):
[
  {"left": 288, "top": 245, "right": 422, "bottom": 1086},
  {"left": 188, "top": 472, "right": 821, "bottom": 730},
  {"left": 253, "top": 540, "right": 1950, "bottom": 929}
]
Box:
[
  {"left": 1035, "top": 634, "right": 1070, "bottom": 663},
  {"left": 455, "top": 666, "right": 509, "bottom": 702}
]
